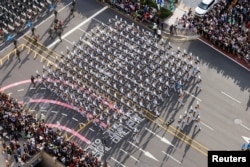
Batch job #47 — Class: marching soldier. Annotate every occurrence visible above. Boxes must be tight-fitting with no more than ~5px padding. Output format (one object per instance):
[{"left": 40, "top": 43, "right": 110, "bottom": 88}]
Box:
[
  {"left": 177, "top": 115, "right": 183, "bottom": 130},
  {"left": 194, "top": 115, "right": 201, "bottom": 130}
]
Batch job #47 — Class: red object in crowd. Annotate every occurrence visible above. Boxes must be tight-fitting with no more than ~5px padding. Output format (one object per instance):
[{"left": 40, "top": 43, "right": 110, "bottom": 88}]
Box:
[
  {"left": 144, "top": 12, "right": 150, "bottom": 20},
  {"left": 247, "top": 21, "right": 250, "bottom": 28}
]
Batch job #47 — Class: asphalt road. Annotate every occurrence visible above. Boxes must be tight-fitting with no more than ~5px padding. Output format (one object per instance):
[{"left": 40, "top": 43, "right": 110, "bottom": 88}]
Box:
[{"left": 0, "top": 0, "right": 250, "bottom": 167}]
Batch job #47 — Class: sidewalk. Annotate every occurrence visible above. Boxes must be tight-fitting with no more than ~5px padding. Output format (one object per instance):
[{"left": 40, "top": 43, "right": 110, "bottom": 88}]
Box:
[{"left": 162, "top": 0, "right": 198, "bottom": 38}]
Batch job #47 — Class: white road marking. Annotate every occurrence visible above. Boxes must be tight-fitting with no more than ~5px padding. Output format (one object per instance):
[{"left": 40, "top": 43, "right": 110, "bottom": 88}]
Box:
[
  {"left": 40, "top": 87, "right": 46, "bottom": 90},
  {"left": 30, "top": 110, "right": 36, "bottom": 112},
  {"left": 184, "top": 90, "right": 202, "bottom": 101},
  {"left": 62, "top": 113, "right": 68, "bottom": 116},
  {"left": 221, "top": 91, "right": 241, "bottom": 104},
  {"left": 17, "top": 89, "right": 24, "bottom": 92},
  {"left": 120, "top": 148, "right": 139, "bottom": 162},
  {"left": 89, "top": 128, "right": 94, "bottom": 132},
  {"left": 63, "top": 38, "right": 73, "bottom": 45},
  {"left": 198, "top": 38, "right": 250, "bottom": 72},
  {"left": 48, "top": 6, "right": 108, "bottom": 48},
  {"left": 201, "top": 121, "right": 214, "bottom": 131},
  {"left": 240, "top": 124, "right": 250, "bottom": 131},
  {"left": 128, "top": 141, "right": 159, "bottom": 161},
  {"left": 92, "top": 17, "right": 104, "bottom": 24},
  {"left": 40, "top": 110, "right": 47, "bottom": 112},
  {"left": 161, "top": 151, "right": 182, "bottom": 164},
  {"left": 51, "top": 111, "right": 58, "bottom": 114},
  {"left": 242, "top": 136, "right": 250, "bottom": 143},
  {"left": 145, "top": 127, "right": 175, "bottom": 147},
  {"left": 77, "top": 28, "right": 87, "bottom": 33},
  {"left": 30, "top": 87, "right": 36, "bottom": 89},
  {"left": 110, "top": 157, "right": 126, "bottom": 167},
  {"left": 72, "top": 117, "right": 78, "bottom": 122}
]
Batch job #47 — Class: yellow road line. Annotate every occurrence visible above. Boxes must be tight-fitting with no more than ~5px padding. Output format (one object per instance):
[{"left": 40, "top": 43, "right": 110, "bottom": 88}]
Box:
[
  {"left": 67, "top": 110, "right": 107, "bottom": 140},
  {"left": 147, "top": 115, "right": 208, "bottom": 156},
  {"left": 22, "top": 35, "right": 60, "bottom": 59},
  {"left": 159, "top": 117, "right": 209, "bottom": 151},
  {"left": 22, "top": 45, "right": 57, "bottom": 67},
  {"left": 0, "top": 44, "right": 23, "bottom": 66}
]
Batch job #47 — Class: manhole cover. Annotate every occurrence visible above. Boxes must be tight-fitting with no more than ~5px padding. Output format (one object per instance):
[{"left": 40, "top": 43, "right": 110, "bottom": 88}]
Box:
[{"left": 234, "top": 119, "right": 242, "bottom": 125}]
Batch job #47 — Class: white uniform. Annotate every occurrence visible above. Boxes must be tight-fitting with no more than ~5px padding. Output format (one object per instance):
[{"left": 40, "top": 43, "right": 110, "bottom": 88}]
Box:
[{"left": 194, "top": 116, "right": 201, "bottom": 130}]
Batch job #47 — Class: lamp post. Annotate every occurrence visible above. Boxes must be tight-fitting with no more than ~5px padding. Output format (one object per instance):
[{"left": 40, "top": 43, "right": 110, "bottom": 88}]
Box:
[{"left": 102, "top": 136, "right": 108, "bottom": 167}]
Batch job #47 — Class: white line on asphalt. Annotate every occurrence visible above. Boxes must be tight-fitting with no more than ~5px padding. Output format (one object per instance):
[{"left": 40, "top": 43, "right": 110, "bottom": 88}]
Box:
[
  {"left": 72, "top": 117, "right": 78, "bottom": 121},
  {"left": 240, "top": 123, "right": 250, "bottom": 131},
  {"left": 51, "top": 111, "right": 58, "bottom": 114},
  {"left": 62, "top": 113, "right": 68, "bottom": 116},
  {"left": 184, "top": 90, "right": 202, "bottom": 101},
  {"left": 201, "top": 122, "right": 214, "bottom": 131},
  {"left": 77, "top": 28, "right": 86, "bottom": 33},
  {"left": 128, "top": 141, "right": 159, "bottom": 161},
  {"left": 120, "top": 149, "right": 139, "bottom": 162},
  {"left": 63, "top": 38, "right": 73, "bottom": 45},
  {"left": 198, "top": 38, "right": 250, "bottom": 72},
  {"left": 40, "top": 87, "right": 46, "bottom": 89},
  {"left": 30, "top": 87, "right": 36, "bottom": 90},
  {"left": 145, "top": 127, "right": 175, "bottom": 146},
  {"left": 40, "top": 110, "right": 47, "bottom": 112},
  {"left": 221, "top": 91, "right": 241, "bottom": 104},
  {"left": 30, "top": 110, "right": 36, "bottom": 112},
  {"left": 110, "top": 157, "right": 126, "bottom": 167},
  {"left": 89, "top": 128, "right": 94, "bottom": 132},
  {"left": 48, "top": 6, "right": 108, "bottom": 48},
  {"left": 161, "top": 151, "right": 182, "bottom": 164},
  {"left": 17, "top": 89, "right": 24, "bottom": 92}
]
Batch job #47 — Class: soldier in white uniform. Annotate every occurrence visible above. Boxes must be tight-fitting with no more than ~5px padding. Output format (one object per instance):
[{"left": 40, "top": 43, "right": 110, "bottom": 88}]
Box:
[{"left": 194, "top": 115, "right": 201, "bottom": 130}]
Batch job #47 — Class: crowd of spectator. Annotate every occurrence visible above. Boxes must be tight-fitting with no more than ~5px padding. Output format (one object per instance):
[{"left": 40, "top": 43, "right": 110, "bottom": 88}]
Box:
[
  {"left": 194, "top": 0, "right": 250, "bottom": 64},
  {"left": 0, "top": 91, "right": 101, "bottom": 167},
  {"left": 106, "top": 0, "right": 162, "bottom": 26}
]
